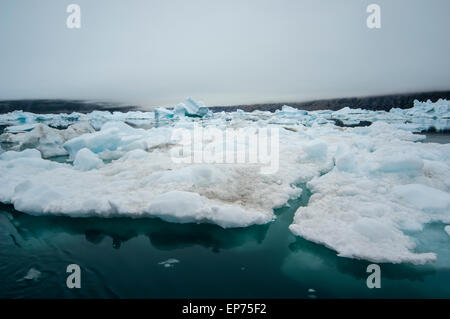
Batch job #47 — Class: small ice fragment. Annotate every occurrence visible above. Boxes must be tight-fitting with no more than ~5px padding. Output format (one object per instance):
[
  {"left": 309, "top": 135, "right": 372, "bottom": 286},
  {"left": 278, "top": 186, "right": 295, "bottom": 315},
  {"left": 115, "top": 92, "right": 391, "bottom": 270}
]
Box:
[
  {"left": 308, "top": 288, "right": 316, "bottom": 293},
  {"left": 445, "top": 226, "right": 450, "bottom": 236},
  {"left": 154, "top": 107, "right": 174, "bottom": 121},
  {"left": 158, "top": 258, "right": 180, "bottom": 268},
  {"left": 73, "top": 148, "right": 103, "bottom": 171},
  {"left": 176, "top": 98, "right": 209, "bottom": 117},
  {"left": 23, "top": 268, "right": 41, "bottom": 281}
]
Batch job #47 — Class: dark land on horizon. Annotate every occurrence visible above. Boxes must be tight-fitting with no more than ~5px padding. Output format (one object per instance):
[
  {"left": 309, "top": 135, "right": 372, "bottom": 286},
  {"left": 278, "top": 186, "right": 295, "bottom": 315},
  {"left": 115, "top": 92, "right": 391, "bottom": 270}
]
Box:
[{"left": 0, "top": 90, "right": 449, "bottom": 114}]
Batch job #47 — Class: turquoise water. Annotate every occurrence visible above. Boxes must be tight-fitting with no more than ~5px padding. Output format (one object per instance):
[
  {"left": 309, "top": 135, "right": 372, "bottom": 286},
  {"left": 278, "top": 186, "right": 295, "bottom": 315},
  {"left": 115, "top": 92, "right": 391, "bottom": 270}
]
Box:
[{"left": 1, "top": 183, "right": 449, "bottom": 299}]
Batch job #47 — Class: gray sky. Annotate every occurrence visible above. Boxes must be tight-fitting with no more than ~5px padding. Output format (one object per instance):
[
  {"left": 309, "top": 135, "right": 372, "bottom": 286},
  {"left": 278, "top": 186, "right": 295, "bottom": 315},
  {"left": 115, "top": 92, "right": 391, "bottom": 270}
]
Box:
[{"left": 0, "top": 0, "right": 449, "bottom": 107}]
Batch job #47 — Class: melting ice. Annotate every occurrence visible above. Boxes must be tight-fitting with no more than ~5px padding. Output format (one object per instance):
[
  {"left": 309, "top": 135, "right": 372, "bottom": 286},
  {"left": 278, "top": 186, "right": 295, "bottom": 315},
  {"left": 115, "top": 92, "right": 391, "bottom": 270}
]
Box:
[{"left": 0, "top": 98, "right": 449, "bottom": 265}]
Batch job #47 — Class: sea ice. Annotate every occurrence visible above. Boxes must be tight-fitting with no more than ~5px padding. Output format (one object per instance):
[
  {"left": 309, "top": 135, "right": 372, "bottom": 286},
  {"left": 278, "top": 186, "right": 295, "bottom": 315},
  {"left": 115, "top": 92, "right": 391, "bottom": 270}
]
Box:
[
  {"left": 0, "top": 98, "right": 449, "bottom": 264},
  {"left": 0, "top": 144, "right": 300, "bottom": 227},
  {"left": 155, "top": 98, "right": 210, "bottom": 121},
  {"left": 5, "top": 123, "right": 39, "bottom": 133},
  {"left": 178, "top": 98, "right": 210, "bottom": 117},
  {"left": 73, "top": 148, "right": 103, "bottom": 171},
  {"left": 0, "top": 122, "right": 94, "bottom": 158},
  {"left": 0, "top": 148, "right": 42, "bottom": 161},
  {"left": 289, "top": 129, "right": 450, "bottom": 264},
  {"left": 302, "top": 140, "right": 328, "bottom": 160}
]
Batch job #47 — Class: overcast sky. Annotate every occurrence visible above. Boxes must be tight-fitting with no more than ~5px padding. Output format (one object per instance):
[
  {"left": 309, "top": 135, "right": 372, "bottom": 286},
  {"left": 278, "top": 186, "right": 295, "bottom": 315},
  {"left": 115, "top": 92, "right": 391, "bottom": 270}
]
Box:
[{"left": 0, "top": 0, "right": 449, "bottom": 107}]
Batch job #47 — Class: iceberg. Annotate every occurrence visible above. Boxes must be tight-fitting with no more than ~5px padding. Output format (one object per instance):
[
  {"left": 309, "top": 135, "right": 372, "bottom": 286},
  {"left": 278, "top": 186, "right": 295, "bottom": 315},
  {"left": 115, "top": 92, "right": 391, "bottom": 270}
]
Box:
[
  {"left": 154, "top": 98, "right": 210, "bottom": 122},
  {"left": 154, "top": 107, "right": 175, "bottom": 122},
  {"left": 177, "top": 98, "right": 210, "bottom": 117},
  {"left": 0, "top": 122, "right": 94, "bottom": 158},
  {"left": 63, "top": 121, "right": 173, "bottom": 160}
]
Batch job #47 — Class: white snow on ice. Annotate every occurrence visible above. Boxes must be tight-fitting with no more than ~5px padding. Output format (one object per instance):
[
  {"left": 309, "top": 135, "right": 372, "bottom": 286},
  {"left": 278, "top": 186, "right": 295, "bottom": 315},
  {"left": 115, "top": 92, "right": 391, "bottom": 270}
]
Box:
[{"left": 0, "top": 98, "right": 449, "bottom": 264}]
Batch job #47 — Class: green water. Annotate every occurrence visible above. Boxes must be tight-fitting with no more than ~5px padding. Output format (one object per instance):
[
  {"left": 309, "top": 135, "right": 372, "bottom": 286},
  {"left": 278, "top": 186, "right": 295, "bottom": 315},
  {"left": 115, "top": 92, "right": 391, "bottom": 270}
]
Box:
[{"left": 0, "top": 184, "right": 449, "bottom": 299}]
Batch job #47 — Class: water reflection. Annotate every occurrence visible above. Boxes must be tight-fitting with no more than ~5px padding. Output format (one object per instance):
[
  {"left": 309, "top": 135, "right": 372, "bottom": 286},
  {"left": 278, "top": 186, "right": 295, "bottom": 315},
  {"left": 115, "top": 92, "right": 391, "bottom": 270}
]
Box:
[
  {"left": 0, "top": 203, "right": 269, "bottom": 252},
  {"left": 287, "top": 237, "right": 437, "bottom": 282}
]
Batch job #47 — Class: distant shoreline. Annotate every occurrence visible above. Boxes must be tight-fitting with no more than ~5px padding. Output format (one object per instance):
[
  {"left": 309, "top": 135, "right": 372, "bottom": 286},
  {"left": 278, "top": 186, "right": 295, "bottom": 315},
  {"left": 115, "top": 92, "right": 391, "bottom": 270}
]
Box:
[
  {"left": 1, "top": 90, "right": 450, "bottom": 114},
  {"left": 211, "top": 90, "right": 450, "bottom": 113}
]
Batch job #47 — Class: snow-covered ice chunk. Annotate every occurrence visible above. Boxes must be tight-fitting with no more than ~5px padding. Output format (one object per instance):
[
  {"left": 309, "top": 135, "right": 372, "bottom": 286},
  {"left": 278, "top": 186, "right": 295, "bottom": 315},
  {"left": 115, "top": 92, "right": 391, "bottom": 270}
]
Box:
[
  {"left": 154, "top": 107, "right": 174, "bottom": 121},
  {"left": 392, "top": 184, "right": 450, "bottom": 214},
  {"left": 0, "top": 148, "right": 42, "bottom": 161},
  {"left": 148, "top": 191, "right": 206, "bottom": 222},
  {"left": 289, "top": 134, "right": 450, "bottom": 264},
  {"left": 63, "top": 121, "right": 146, "bottom": 158},
  {"left": 63, "top": 122, "right": 174, "bottom": 161},
  {"left": 5, "top": 123, "right": 39, "bottom": 133},
  {"left": 302, "top": 140, "right": 328, "bottom": 160},
  {"left": 121, "top": 149, "right": 150, "bottom": 160},
  {"left": 279, "top": 105, "right": 308, "bottom": 115},
  {"left": 0, "top": 144, "right": 300, "bottom": 227},
  {"left": 375, "top": 155, "right": 423, "bottom": 175},
  {"left": 155, "top": 98, "right": 210, "bottom": 120},
  {"left": 147, "top": 190, "right": 271, "bottom": 228},
  {"left": 73, "top": 148, "right": 103, "bottom": 171},
  {"left": 0, "top": 122, "right": 94, "bottom": 158},
  {"left": 181, "top": 97, "right": 210, "bottom": 117}
]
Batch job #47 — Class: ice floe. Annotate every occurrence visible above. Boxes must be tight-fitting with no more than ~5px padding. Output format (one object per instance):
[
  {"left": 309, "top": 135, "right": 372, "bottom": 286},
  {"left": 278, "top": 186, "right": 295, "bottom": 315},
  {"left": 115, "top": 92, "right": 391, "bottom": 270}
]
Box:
[
  {"left": 0, "top": 98, "right": 449, "bottom": 264},
  {"left": 289, "top": 126, "right": 450, "bottom": 264},
  {"left": 0, "top": 142, "right": 300, "bottom": 227},
  {"left": 0, "top": 122, "right": 94, "bottom": 158}
]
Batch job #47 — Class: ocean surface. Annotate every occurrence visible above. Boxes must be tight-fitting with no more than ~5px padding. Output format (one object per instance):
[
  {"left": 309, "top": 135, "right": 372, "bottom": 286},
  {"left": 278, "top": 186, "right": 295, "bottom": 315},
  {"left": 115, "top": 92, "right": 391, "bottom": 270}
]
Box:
[{"left": 1, "top": 179, "right": 449, "bottom": 298}]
